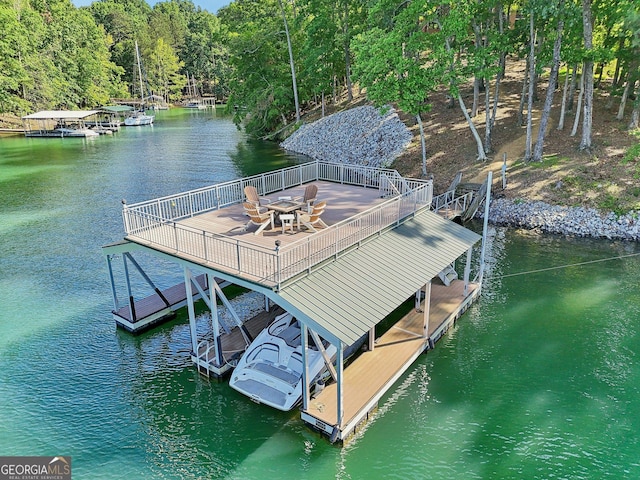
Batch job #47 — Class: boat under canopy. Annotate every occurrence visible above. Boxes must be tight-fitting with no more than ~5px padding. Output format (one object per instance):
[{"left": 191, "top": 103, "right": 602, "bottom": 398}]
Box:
[{"left": 22, "top": 110, "right": 102, "bottom": 137}]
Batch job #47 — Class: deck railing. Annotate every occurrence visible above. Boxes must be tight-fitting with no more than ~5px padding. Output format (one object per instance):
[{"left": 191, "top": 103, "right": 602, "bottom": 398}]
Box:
[
  {"left": 123, "top": 161, "right": 405, "bottom": 231},
  {"left": 122, "top": 161, "right": 433, "bottom": 288},
  {"left": 431, "top": 190, "right": 474, "bottom": 216}
]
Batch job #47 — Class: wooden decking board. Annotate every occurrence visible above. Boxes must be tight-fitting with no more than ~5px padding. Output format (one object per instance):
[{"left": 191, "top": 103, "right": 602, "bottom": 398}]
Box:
[
  {"left": 115, "top": 275, "right": 209, "bottom": 322},
  {"left": 304, "top": 279, "right": 478, "bottom": 430},
  {"left": 217, "top": 307, "right": 284, "bottom": 361}
]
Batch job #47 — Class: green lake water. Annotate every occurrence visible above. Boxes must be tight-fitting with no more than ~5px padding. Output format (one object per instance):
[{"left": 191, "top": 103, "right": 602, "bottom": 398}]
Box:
[{"left": 1, "top": 109, "right": 640, "bottom": 479}]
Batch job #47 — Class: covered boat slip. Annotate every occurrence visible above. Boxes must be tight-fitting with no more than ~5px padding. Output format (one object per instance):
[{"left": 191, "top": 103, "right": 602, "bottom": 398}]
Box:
[
  {"left": 21, "top": 110, "right": 102, "bottom": 137},
  {"left": 106, "top": 161, "right": 488, "bottom": 444}
]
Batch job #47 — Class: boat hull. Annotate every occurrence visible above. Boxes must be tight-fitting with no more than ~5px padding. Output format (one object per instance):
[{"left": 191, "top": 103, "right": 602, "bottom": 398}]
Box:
[
  {"left": 229, "top": 313, "right": 336, "bottom": 411},
  {"left": 124, "top": 114, "right": 154, "bottom": 126}
]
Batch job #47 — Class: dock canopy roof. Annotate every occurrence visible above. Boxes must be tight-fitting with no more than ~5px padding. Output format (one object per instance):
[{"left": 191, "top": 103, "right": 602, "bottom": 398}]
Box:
[
  {"left": 100, "top": 105, "right": 134, "bottom": 113},
  {"left": 22, "top": 110, "right": 100, "bottom": 120},
  {"left": 278, "top": 209, "right": 481, "bottom": 346}
]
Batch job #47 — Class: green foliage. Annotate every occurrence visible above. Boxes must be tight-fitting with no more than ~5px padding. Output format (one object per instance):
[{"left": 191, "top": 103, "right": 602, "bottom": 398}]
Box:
[
  {"left": 623, "top": 143, "right": 640, "bottom": 164},
  {"left": 0, "top": 0, "right": 230, "bottom": 113}
]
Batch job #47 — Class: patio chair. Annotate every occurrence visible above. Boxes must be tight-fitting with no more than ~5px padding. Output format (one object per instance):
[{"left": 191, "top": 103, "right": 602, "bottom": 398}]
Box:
[
  {"left": 244, "top": 185, "right": 271, "bottom": 212},
  {"left": 293, "top": 184, "right": 318, "bottom": 212},
  {"left": 296, "top": 201, "right": 328, "bottom": 233},
  {"left": 242, "top": 202, "right": 275, "bottom": 235}
]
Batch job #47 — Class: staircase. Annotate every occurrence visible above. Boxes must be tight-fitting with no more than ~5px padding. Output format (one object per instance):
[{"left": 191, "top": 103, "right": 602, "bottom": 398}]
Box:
[{"left": 438, "top": 264, "right": 458, "bottom": 286}]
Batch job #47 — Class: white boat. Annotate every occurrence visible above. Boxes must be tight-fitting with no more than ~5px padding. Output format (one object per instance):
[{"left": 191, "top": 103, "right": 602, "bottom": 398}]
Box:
[
  {"left": 53, "top": 127, "right": 99, "bottom": 137},
  {"left": 229, "top": 312, "right": 336, "bottom": 411},
  {"left": 184, "top": 100, "right": 206, "bottom": 109},
  {"left": 124, "top": 41, "right": 154, "bottom": 126},
  {"left": 124, "top": 112, "right": 154, "bottom": 126}
]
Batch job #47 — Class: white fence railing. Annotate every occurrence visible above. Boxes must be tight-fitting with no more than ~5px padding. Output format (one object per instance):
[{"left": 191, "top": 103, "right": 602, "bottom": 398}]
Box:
[
  {"left": 122, "top": 162, "right": 433, "bottom": 289},
  {"left": 431, "top": 190, "right": 473, "bottom": 217}
]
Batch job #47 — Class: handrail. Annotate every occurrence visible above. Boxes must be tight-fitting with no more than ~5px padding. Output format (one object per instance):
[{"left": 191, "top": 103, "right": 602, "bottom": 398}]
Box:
[{"left": 122, "top": 161, "right": 433, "bottom": 289}]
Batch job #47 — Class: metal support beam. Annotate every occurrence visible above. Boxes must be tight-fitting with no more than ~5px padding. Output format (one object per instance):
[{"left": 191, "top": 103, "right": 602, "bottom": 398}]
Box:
[
  {"left": 301, "top": 323, "right": 309, "bottom": 411},
  {"left": 479, "top": 172, "right": 492, "bottom": 285},
  {"left": 336, "top": 343, "right": 344, "bottom": 428},
  {"left": 122, "top": 254, "right": 136, "bottom": 322},
  {"left": 212, "top": 282, "right": 253, "bottom": 345},
  {"left": 208, "top": 273, "right": 223, "bottom": 366},
  {"left": 124, "top": 253, "right": 170, "bottom": 307},
  {"left": 423, "top": 282, "right": 432, "bottom": 339},
  {"left": 106, "top": 254, "right": 119, "bottom": 313},
  {"left": 463, "top": 246, "right": 473, "bottom": 296},
  {"left": 309, "top": 330, "right": 337, "bottom": 382},
  {"left": 184, "top": 266, "right": 198, "bottom": 356},
  {"left": 368, "top": 326, "right": 375, "bottom": 352}
]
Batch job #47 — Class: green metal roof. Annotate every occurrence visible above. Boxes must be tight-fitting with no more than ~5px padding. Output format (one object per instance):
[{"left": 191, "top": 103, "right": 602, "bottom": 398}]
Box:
[
  {"left": 100, "top": 105, "right": 134, "bottom": 113},
  {"left": 278, "top": 209, "right": 481, "bottom": 346}
]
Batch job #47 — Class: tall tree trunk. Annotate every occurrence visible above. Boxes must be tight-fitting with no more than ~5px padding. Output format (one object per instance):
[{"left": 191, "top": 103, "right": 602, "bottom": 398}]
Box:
[
  {"left": 533, "top": 8, "right": 564, "bottom": 162},
  {"left": 343, "top": 1, "right": 353, "bottom": 102},
  {"left": 617, "top": 61, "right": 639, "bottom": 120},
  {"left": 557, "top": 63, "right": 570, "bottom": 130},
  {"left": 490, "top": 4, "right": 506, "bottom": 142},
  {"left": 471, "top": 21, "right": 482, "bottom": 118},
  {"left": 484, "top": 78, "right": 492, "bottom": 153},
  {"left": 441, "top": 29, "right": 487, "bottom": 161},
  {"left": 617, "top": 73, "right": 633, "bottom": 120},
  {"left": 567, "top": 64, "right": 577, "bottom": 111},
  {"left": 612, "top": 41, "right": 624, "bottom": 87},
  {"left": 518, "top": 57, "right": 529, "bottom": 126},
  {"left": 571, "top": 68, "right": 584, "bottom": 136},
  {"left": 416, "top": 113, "right": 427, "bottom": 177},
  {"left": 580, "top": 0, "right": 594, "bottom": 151},
  {"left": 278, "top": 0, "right": 300, "bottom": 123},
  {"left": 524, "top": 11, "right": 536, "bottom": 162},
  {"left": 629, "top": 100, "right": 640, "bottom": 130},
  {"left": 457, "top": 94, "right": 487, "bottom": 161}
]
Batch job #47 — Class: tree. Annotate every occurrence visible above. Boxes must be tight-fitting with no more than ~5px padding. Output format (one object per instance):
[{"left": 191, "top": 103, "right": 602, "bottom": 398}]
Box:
[
  {"left": 532, "top": 0, "right": 565, "bottom": 163},
  {"left": 353, "top": 1, "right": 445, "bottom": 177},
  {"left": 219, "top": 0, "right": 299, "bottom": 135},
  {"left": 278, "top": 0, "right": 300, "bottom": 123},
  {"left": 147, "top": 37, "right": 186, "bottom": 101},
  {"left": 579, "top": 0, "right": 594, "bottom": 151}
]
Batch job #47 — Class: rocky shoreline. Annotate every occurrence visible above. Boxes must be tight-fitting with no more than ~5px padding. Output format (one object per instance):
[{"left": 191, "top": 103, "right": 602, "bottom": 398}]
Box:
[
  {"left": 280, "top": 105, "right": 411, "bottom": 168},
  {"left": 280, "top": 104, "right": 640, "bottom": 243},
  {"left": 482, "top": 198, "right": 640, "bottom": 241}
]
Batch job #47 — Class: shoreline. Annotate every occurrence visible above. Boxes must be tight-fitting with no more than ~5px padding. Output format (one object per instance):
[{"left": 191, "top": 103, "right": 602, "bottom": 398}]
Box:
[
  {"left": 480, "top": 197, "right": 640, "bottom": 242},
  {"left": 280, "top": 105, "right": 640, "bottom": 243}
]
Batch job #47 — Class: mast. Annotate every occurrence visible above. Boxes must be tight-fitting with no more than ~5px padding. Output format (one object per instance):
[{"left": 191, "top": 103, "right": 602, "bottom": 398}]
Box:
[{"left": 135, "top": 41, "right": 145, "bottom": 109}]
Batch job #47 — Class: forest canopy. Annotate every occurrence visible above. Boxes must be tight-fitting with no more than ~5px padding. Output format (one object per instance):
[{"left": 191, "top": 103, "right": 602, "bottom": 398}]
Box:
[{"left": 1, "top": 0, "right": 638, "bottom": 159}]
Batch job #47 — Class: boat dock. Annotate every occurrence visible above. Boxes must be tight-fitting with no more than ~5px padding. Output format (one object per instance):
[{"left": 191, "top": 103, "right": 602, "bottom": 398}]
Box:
[
  {"left": 302, "top": 280, "right": 480, "bottom": 442},
  {"left": 103, "top": 160, "right": 490, "bottom": 444}
]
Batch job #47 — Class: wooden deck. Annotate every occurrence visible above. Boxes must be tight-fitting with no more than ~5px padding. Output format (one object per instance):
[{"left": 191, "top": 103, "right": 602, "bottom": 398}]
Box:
[
  {"left": 302, "top": 279, "right": 480, "bottom": 442},
  {"left": 124, "top": 181, "right": 394, "bottom": 287},
  {"left": 177, "top": 181, "right": 387, "bottom": 248},
  {"left": 114, "top": 274, "right": 210, "bottom": 332}
]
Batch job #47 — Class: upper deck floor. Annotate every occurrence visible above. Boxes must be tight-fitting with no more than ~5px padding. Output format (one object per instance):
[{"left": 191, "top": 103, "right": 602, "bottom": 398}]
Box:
[{"left": 121, "top": 161, "right": 433, "bottom": 290}]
